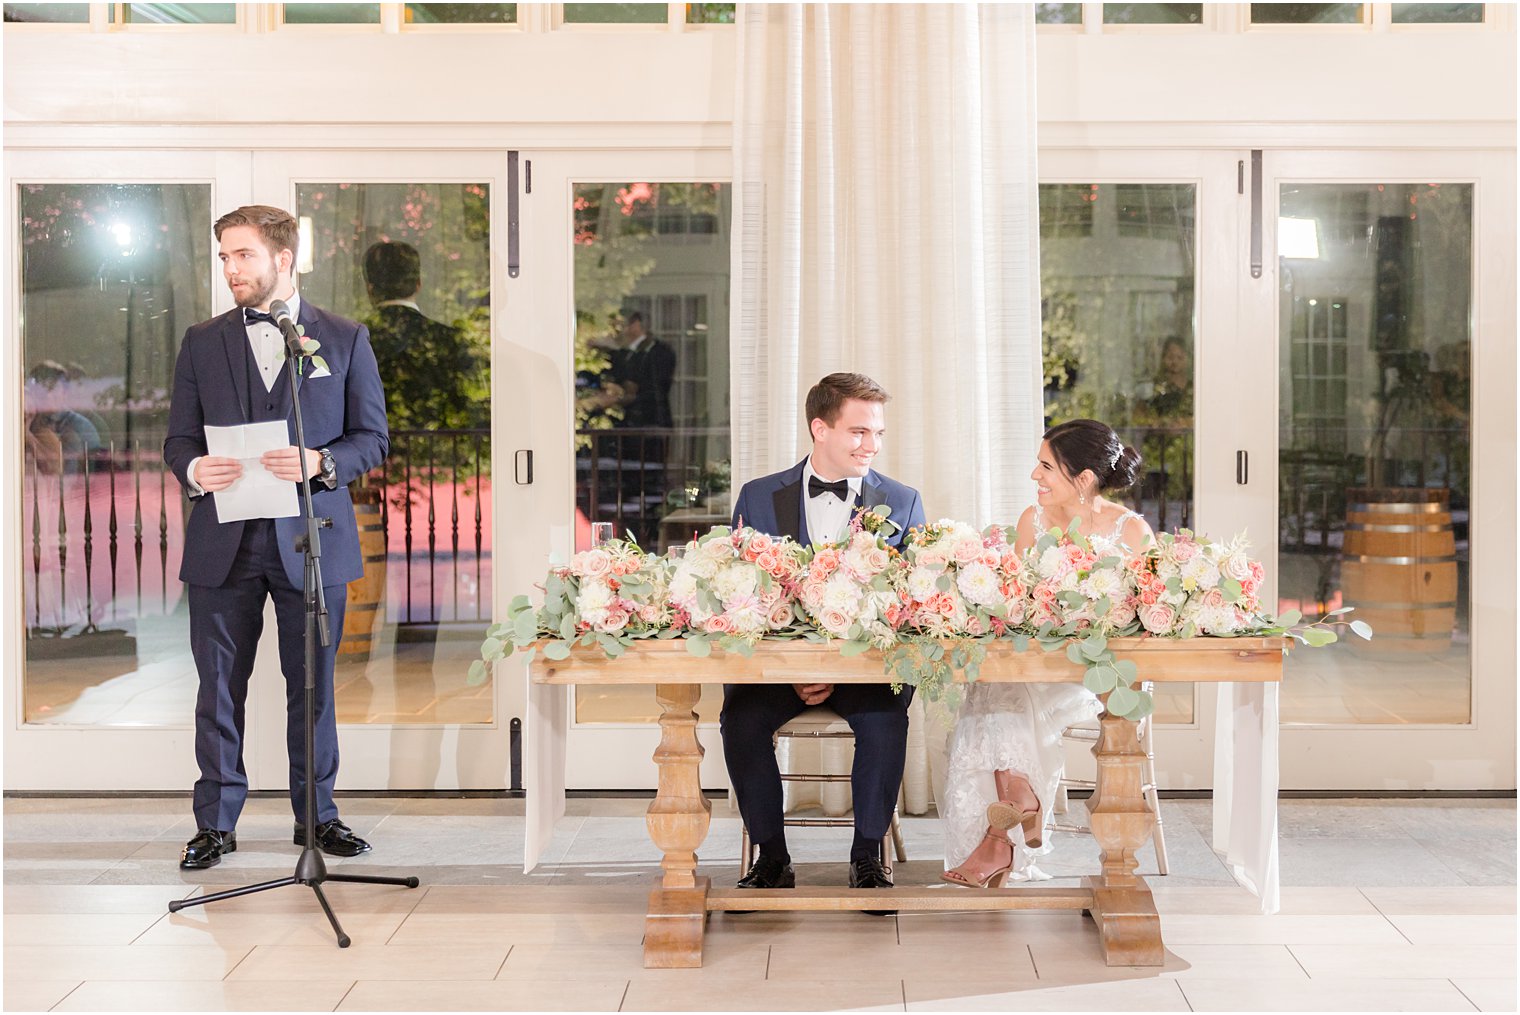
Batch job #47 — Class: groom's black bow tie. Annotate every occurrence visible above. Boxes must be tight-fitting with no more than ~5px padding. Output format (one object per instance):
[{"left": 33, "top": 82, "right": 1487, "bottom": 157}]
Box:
[
  {"left": 808, "top": 476, "right": 849, "bottom": 500},
  {"left": 243, "top": 308, "right": 276, "bottom": 326}
]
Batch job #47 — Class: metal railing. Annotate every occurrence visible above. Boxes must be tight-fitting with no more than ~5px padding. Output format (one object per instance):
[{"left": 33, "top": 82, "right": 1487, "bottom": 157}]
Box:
[{"left": 22, "top": 428, "right": 493, "bottom": 642}]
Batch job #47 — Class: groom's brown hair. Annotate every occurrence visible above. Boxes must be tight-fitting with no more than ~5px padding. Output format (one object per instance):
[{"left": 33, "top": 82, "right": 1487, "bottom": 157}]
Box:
[{"left": 805, "top": 372, "right": 890, "bottom": 429}]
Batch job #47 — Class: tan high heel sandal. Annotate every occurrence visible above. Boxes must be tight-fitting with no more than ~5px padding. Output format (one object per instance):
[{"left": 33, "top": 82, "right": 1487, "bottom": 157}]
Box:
[
  {"left": 991, "top": 771, "right": 1044, "bottom": 849},
  {"left": 940, "top": 829, "right": 1014, "bottom": 889}
]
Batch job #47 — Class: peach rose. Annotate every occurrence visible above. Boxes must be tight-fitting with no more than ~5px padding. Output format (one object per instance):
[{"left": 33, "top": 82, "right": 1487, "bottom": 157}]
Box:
[
  {"left": 953, "top": 538, "right": 984, "bottom": 566},
  {"left": 1139, "top": 602, "right": 1177, "bottom": 634},
  {"left": 704, "top": 615, "right": 735, "bottom": 635},
  {"left": 576, "top": 549, "right": 613, "bottom": 579}
]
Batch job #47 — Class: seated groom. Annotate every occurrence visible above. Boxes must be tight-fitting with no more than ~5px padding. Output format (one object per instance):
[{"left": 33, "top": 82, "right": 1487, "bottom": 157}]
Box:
[{"left": 724, "top": 372, "right": 926, "bottom": 900}]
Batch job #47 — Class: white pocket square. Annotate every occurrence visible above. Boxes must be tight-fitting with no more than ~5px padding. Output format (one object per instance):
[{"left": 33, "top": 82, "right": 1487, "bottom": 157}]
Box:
[{"left": 307, "top": 365, "right": 332, "bottom": 379}]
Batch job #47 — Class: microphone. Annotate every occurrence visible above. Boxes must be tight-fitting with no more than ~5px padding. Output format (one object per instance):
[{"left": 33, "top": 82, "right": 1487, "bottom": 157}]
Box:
[{"left": 269, "top": 299, "right": 305, "bottom": 359}]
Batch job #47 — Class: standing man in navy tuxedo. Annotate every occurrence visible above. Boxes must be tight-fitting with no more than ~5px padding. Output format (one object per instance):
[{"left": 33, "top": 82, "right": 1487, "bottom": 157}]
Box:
[
  {"left": 164, "top": 206, "right": 389, "bottom": 869},
  {"left": 725, "top": 373, "right": 926, "bottom": 899}
]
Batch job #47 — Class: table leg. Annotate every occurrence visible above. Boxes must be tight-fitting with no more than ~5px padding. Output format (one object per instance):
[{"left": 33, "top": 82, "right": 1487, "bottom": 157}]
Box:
[
  {"left": 1083, "top": 712, "right": 1164, "bottom": 967},
  {"left": 644, "top": 682, "right": 712, "bottom": 968}
]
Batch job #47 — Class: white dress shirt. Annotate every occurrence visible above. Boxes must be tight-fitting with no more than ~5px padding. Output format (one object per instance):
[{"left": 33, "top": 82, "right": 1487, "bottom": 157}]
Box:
[
  {"left": 186, "top": 293, "right": 301, "bottom": 495},
  {"left": 801, "top": 455, "right": 862, "bottom": 545}
]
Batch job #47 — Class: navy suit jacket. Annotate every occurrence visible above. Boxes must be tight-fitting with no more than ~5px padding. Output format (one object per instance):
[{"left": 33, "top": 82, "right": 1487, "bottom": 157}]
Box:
[
  {"left": 730, "top": 459, "right": 925, "bottom": 550},
  {"left": 164, "top": 301, "right": 389, "bottom": 590}
]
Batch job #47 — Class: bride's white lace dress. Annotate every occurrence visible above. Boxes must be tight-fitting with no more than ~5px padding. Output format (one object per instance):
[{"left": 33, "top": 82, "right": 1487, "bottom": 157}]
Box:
[{"left": 940, "top": 506, "right": 1141, "bottom": 876}]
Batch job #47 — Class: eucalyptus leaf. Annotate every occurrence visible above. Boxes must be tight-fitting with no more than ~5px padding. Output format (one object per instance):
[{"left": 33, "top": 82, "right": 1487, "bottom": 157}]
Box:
[
  {"left": 1115, "top": 659, "right": 1139, "bottom": 683},
  {"left": 1276, "top": 609, "right": 1302, "bottom": 627},
  {"left": 559, "top": 614, "right": 577, "bottom": 642},
  {"left": 1106, "top": 683, "right": 1139, "bottom": 718},
  {"left": 1349, "top": 619, "right": 1373, "bottom": 641},
  {"left": 1084, "top": 665, "right": 1118, "bottom": 694},
  {"left": 481, "top": 636, "right": 505, "bottom": 661},
  {"left": 466, "top": 659, "right": 487, "bottom": 685},
  {"left": 543, "top": 640, "right": 572, "bottom": 661},
  {"left": 1303, "top": 627, "right": 1338, "bottom": 647},
  {"left": 685, "top": 637, "right": 712, "bottom": 657},
  {"left": 1066, "top": 642, "right": 1087, "bottom": 665},
  {"left": 513, "top": 610, "right": 538, "bottom": 645},
  {"left": 840, "top": 640, "right": 872, "bottom": 658},
  {"left": 1327, "top": 606, "right": 1354, "bottom": 616},
  {"left": 1081, "top": 634, "right": 1108, "bottom": 660}
]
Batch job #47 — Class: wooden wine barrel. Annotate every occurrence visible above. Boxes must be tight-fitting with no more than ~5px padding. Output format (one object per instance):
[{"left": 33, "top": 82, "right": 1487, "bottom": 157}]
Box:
[
  {"left": 1341, "top": 488, "right": 1457, "bottom": 655},
  {"left": 337, "top": 488, "right": 387, "bottom": 664}
]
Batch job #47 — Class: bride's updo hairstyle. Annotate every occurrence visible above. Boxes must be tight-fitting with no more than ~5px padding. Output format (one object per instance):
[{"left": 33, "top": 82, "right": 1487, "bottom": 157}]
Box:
[{"left": 1043, "top": 419, "right": 1143, "bottom": 493}]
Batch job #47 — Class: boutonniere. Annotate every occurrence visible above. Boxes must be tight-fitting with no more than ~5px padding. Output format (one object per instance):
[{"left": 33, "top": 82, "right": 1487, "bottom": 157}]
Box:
[
  {"left": 280, "top": 324, "right": 329, "bottom": 376},
  {"left": 851, "top": 504, "right": 900, "bottom": 539}
]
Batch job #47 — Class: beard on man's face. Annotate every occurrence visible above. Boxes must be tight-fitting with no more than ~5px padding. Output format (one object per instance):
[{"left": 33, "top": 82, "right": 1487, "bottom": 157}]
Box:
[{"left": 230, "top": 263, "right": 279, "bottom": 309}]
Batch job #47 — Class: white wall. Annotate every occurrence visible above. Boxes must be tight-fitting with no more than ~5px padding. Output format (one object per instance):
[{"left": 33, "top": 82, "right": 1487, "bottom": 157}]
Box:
[{"left": 4, "top": 13, "right": 1513, "bottom": 139}]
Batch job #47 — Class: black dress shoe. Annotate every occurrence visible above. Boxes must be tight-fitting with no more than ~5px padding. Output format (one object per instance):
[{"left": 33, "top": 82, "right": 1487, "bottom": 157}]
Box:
[
  {"left": 293, "top": 819, "right": 372, "bottom": 857},
  {"left": 180, "top": 829, "right": 236, "bottom": 870},
  {"left": 849, "top": 855, "right": 895, "bottom": 916},
  {"left": 736, "top": 853, "right": 795, "bottom": 890}
]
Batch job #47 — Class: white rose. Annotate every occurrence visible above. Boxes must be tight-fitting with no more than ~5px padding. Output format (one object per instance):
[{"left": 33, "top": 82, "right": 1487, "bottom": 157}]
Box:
[{"left": 1220, "top": 551, "right": 1253, "bottom": 584}]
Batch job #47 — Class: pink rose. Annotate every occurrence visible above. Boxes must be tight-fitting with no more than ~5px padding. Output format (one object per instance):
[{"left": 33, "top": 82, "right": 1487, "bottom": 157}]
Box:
[
  {"left": 638, "top": 604, "right": 662, "bottom": 624},
  {"left": 601, "top": 608, "right": 630, "bottom": 631},
  {"left": 953, "top": 538, "right": 983, "bottom": 566},
  {"left": 820, "top": 607, "right": 851, "bottom": 634},
  {"left": 1004, "top": 599, "right": 1026, "bottom": 625},
  {"left": 916, "top": 548, "right": 949, "bottom": 571},
  {"left": 1139, "top": 602, "right": 1177, "bottom": 635},
  {"left": 1172, "top": 539, "right": 1199, "bottom": 563},
  {"left": 768, "top": 601, "right": 795, "bottom": 628},
  {"left": 576, "top": 549, "right": 613, "bottom": 579},
  {"left": 704, "top": 614, "right": 736, "bottom": 635},
  {"left": 866, "top": 547, "right": 890, "bottom": 573},
  {"left": 1202, "top": 587, "right": 1227, "bottom": 609},
  {"left": 1108, "top": 599, "right": 1137, "bottom": 628}
]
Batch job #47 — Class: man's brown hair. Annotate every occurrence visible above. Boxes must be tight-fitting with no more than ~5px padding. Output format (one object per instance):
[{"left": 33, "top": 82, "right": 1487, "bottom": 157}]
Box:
[
  {"left": 214, "top": 205, "right": 300, "bottom": 264},
  {"left": 805, "top": 372, "right": 891, "bottom": 428}
]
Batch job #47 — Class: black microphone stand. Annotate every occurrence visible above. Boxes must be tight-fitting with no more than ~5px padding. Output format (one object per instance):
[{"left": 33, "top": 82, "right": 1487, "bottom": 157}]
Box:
[{"left": 169, "top": 303, "right": 419, "bottom": 946}]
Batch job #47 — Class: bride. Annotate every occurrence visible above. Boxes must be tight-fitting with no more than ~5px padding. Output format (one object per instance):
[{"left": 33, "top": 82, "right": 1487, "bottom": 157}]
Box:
[{"left": 940, "top": 419, "right": 1155, "bottom": 888}]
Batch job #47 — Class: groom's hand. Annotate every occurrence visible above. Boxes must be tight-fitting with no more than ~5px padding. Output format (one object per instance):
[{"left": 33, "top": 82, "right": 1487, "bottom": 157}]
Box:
[{"left": 794, "top": 683, "right": 834, "bottom": 706}]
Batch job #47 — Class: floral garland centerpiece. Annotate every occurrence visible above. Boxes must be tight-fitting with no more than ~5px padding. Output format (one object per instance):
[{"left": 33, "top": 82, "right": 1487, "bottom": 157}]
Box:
[
  {"left": 794, "top": 506, "right": 907, "bottom": 654},
  {"left": 667, "top": 526, "right": 811, "bottom": 657},
  {"left": 467, "top": 537, "right": 672, "bottom": 682}
]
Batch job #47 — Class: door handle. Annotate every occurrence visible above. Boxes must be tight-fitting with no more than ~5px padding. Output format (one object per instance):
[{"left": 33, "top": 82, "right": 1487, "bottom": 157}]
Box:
[
  {"left": 514, "top": 449, "right": 533, "bottom": 485},
  {"left": 1236, "top": 450, "right": 1249, "bottom": 485}
]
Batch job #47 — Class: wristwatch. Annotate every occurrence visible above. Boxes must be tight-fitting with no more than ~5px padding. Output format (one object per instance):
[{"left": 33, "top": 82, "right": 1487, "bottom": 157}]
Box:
[{"left": 318, "top": 448, "right": 338, "bottom": 488}]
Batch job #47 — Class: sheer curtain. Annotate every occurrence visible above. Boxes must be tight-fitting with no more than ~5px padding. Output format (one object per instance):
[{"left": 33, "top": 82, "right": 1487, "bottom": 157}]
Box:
[{"left": 728, "top": 4, "right": 1043, "bottom": 819}]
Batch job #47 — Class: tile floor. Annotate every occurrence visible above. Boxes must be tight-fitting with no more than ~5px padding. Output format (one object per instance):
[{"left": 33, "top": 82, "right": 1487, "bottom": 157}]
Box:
[{"left": 3, "top": 795, "right": 1515, "bottom": 1012}]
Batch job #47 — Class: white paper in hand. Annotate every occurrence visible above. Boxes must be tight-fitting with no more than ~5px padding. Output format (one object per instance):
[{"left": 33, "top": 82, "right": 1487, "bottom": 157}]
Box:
[{"left": 203, "top": 421, "right": 301, "bottom": 523}]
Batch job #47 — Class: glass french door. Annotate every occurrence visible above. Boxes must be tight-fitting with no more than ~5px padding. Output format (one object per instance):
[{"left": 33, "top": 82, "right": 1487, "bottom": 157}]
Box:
[
  {"left": 1039, "top": 149, "right": 1247, "bottom": 789},
  {"left": 517, "top": 149, "right": 736, "bottom": 790},
  {"left": 5, "top": 149, "right": 252, "bottom": 789},
  {"left": 1248, "top": 149, "right": 1515, "bottom": 789},
  {"left": 248, "top": 151, "right": 515, "bottom": 790}
]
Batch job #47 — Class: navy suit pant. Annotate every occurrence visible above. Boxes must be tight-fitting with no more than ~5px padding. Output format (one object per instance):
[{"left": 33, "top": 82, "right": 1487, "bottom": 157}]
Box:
[
  {"left": 188, "top": 518, "right": 347, "bottom": 831},
  {"left": 720, "top": 683, "right": 912, "bottom": 855}
]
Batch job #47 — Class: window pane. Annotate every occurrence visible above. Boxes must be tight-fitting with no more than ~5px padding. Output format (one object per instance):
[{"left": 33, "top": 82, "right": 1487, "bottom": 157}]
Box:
[
  {"left": 1036, "top": 3, "right": 1083, "bottom": 24},
  {"left": 406, "top": 3, "right": 517, "bottom": 23},
  {"left": 284, "top": 3, "right": 380, "bottom": 24},
  {"left": 124, "top": 4, "right": 236, "bottom": 23},
  {"left": 296, "top": 183, "right": 493, "bottom": 725},
  {"left": 1392, "top": 3, "right": 1484, "bottom": 22},
  {"left": 21, "top": 184, "right": 213, "bottom": 726},
  {"left": 1251, "top": 3, "right": 1363, "bottom": 23},
  {"left": 685, "top": 2, "right": 734, "bottom": 24},
  {"left": 1277, "top": 183, "right": 1473, "bottom": 725},
  {"left": 1103, "top": 4, "right": 1203, "bottom": 24},
  {"left": 572, "top": 182, "right": 731, "bottom": 724},
  {"left": 564, "top": 3, "right": 666, "bottom": 24},
  {"left": 1040, "top": 182, "right": 1197, "bottom": 725},
  {"left": 4, "top": 3, "right": 89, "bottom": 21}
]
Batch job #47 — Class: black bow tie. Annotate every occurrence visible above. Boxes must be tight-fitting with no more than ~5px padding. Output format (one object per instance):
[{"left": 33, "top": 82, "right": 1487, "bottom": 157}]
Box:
[
  {"left": 243, "top": 308, "right": 276, "bottom": 326},
  {"left": 808, "top": 476, "right": 849, "bottom": 500}
]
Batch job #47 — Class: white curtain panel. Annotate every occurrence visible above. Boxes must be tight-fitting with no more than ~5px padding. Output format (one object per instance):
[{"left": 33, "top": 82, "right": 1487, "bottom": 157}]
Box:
[{"left": 729, "top": 4, "right": 1044, "bottom": 820}]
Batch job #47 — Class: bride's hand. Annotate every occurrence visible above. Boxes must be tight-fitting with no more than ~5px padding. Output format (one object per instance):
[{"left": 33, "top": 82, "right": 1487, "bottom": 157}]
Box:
[{"left": 794, "top": 683, "right": 834, "bottom": 706}]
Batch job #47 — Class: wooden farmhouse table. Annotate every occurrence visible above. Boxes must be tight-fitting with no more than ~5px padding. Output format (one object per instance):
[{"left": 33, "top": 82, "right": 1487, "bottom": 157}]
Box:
[{"left": 526, "top": 637, "right": 1286, "bottom": 969}]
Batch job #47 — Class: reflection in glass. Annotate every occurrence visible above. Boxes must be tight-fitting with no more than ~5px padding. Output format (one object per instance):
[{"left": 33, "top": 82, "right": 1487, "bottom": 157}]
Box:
[
  {"left": 406, "top": 3, "right": 517, "bottom": 23},
  {"left": 564, "top": 3, "right": 666, "bottom": 23},
  {"left": 297, "top": 182, "right": 493, "bottom": 725},
  {"left": 1250, "top": 3, "right": 1364, "bottom": 23},
  {"left": 124, "top": 3, "right": 236, "bottom": 23},
  {"left": 20, "top": 184, "right": 212, "bottom": 725},
  {"left": 1392, "top": 3, "right": 1483, "bottom": 22},
  {"left": 284, "top": 3, "right": 381, "bottom": 23},
  {"left": 1040, "top": 182, "right": 1197, "bottom": 725},
  {"left": 1277, "top": 183, "right": 1473, "bottom": 724},
  {"left": 4, "top": 3, "right": 89, "bottom": 21},
  {"left": 573, "top": 182, "right": 731, "bottom": 724},
  {"left": 1103, "top": 4, "right": 1203, "bottom": 24},
  {"left": 686, "top": 3, "right": 735, "bottom": 23},
  {"left": 1036, "top": 3, "right": 1083, "bottom": 24}
]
